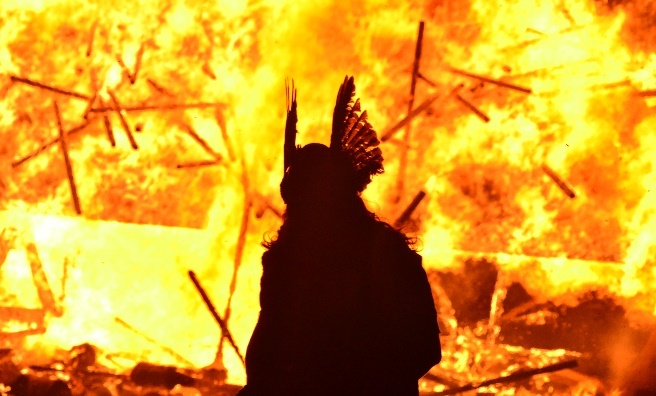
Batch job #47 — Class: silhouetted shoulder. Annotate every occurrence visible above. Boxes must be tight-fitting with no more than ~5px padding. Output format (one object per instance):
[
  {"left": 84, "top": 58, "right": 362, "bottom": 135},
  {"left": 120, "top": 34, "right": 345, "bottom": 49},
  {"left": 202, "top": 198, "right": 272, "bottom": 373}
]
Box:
[
  {"left": 370, "top": 224, "right": 420, "bottom": 265},
  {"left": 366, "top": 222, "right": 441, "bottom": 382}
]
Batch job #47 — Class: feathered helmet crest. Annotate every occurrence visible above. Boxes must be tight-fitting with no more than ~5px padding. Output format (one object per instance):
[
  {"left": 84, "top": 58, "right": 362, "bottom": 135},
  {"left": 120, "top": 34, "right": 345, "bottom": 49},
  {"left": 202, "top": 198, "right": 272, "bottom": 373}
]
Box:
[{"left": 283, "top": 76, "right": 384, "bottom": 194}]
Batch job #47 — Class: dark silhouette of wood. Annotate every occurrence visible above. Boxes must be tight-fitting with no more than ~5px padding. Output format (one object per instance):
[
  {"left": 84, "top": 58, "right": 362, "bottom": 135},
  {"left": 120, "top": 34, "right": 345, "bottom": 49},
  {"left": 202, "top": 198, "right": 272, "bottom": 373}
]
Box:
[
  {"left": 542, "top": 164, "right": 576, "bottom": 198},
  {"left": 54, "top": 101, "right": 82, "bottom": 215},
  {"left": 11, "top": 118, "right": 96, "bottom": 168},
  {"left": 180, "top": 123, "right": 222, "bottom": 161},
  {"left": 176, "top": 159, "right": 221, "bottom": 169},
  {"left": 82, "top": 92, "right": 98, "bottom": 120},
  {"left": 448, "top": 67, "right": 532, "bottom": 94},
  {"left": 381, "top": 84, "right": 463, "bottom": 142},
  {"left": 395, "top": 21, "right": 425, "bottom": 203},
  {"left": 90, "top": 102, "right": 221, "bottom": 113},
  {"left": 10, "top": 76, "right": 91, "bottom": 100},
  {"left": 188, "top": 270, "right": 245, "bottom": 366},
  {"left": 114, "top": 317, "right": 193, "bottom": 366},
  {"left": 425, "top": 360, "right": 578, "bottom": 395},
  {"left": 107, "top": 90, "right": 139, "bottom": 150},
  {"left": 86, "top": 20, "right": 98, "bottom": 57},
  {"left": 394, "top": 190, "right": 427, "bottom": 228},
  {"left": 455, "top": 93, "right": 490, "bottom": 123}
]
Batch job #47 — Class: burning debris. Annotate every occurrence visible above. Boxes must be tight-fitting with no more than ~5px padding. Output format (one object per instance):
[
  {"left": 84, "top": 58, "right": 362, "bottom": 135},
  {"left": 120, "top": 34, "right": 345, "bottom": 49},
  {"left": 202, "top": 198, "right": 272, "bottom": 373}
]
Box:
[
  {"left": 394, "top": 21, "right": 426, "bottom": 203},
  {"left": 394, "top": 189, "right": 427, "bottom": 228},
  {"left": 422, "top": 257, "right": 654, "bottom": 394},
  {"left": 106, "top": 91, "right": 139, "bottom": 151},
  {"left": 427, "top": 359, "right": 579, "bottom": 396},
  {"left": 8, "top": 76, "right": 91, "bottom": 101},
  {"left": 0, "top": 344, "right": 241, "bottom": 396},
  {"left": 541, "top": 164, "right": 576, "bottom": 199},
  {"left": 380, "top": 84, "right": 464, "bottom": 142},
  {"left": 454, "top": 92, "right": 491, "bottom": 123},
  {"left": 188, "top": 271, "right": 244, "bottom": 367},
  {"left": 446, "top": 67, "right": 533, "bottom": 95},
  {"left": 54, "top": 102, "right": 83, "bottom": 215}
]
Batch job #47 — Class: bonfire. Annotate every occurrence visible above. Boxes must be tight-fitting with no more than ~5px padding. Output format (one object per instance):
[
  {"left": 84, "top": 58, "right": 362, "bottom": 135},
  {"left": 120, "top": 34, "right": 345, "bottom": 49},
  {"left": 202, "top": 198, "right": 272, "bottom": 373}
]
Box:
[{"left": 1, "top": 0, "right": 655, "bottom": 394}]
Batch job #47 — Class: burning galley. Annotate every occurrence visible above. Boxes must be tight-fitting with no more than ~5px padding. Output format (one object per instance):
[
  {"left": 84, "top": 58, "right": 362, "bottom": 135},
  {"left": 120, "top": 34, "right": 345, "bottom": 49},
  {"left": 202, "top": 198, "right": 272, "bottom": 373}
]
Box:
[{"left": 1, "top": 0, "right": 656, "bottom": 395}]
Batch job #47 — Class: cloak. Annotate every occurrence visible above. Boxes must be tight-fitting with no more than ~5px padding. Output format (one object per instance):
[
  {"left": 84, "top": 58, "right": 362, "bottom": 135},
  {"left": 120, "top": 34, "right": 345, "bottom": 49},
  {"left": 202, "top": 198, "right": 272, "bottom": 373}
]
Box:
[{"left": 240, "top": 219, "right": 441, "bottom": 396}]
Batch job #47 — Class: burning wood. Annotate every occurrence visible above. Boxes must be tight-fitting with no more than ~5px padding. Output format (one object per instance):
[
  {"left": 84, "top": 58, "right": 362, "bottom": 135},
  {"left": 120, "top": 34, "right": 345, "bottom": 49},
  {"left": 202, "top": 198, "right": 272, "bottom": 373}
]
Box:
[
  {"left": 67, "top": 343, "right": 97, "bottom": 372},
  {"left": 181, "top": 123, "right": 223, "bottom": 161},
  {"left": 202, "top": 63, "right": 218, "bottom": 80},
  {"left": 215, "top": 105, "right": 236, "bottom": 161},
  {"left": 592, "top": 80, "right": 631, "bottom": 91},
  {"left": 221, "top": 175, "right": 253, "bottom": 356},
  {"left": 409, "top": 22, "right": 425, "bottom": 108},
  {"left": 81, "top": 91, "right": 98, "bottom": 120},
  {"left": 427, "top": 273, "right": 459, "bottom": 335},
  {"left": 115, "top": 55, "right": 132, "bottom": 85},
  {"left": 90, "top": 102, "right": 222, "bottom": 113},
  {"left": 499, "top": 299, "right": 542, "bottom": 322},
  {"left": 417, "top": 72, "right": 438, "bottom": 87},
  {"left": 146, "top": 78, "right": 174, "bottom": 97},
  {"left": 395, "top": 21, "right": 426, "bottom": 202},
  {"left": 420, "top": 73, "right": 491, "bottom": 122},
  {"left": 393, "top": 190, "right": 427, "bottom": 228},
  {"left": 130, "top": 362, "right": 195, "bottom": 389},
  {"left": 11, "top": 117, "right": 96, "bottom": 168},
  {"left": 176, "top": 159, "right": 221, "bottom": 169},
  {"left": 447, "top": 67, "right": 533, "bottom": 94},
  {"left": 0, "top": 349, "right": 21, "bottom": 387},
  {"left": 188, "top": 270, "right": 245, "bottom": 366},
  {"left": 54, "top": 101, "right": 82, "bottom": 215},
  {"left": 445, "top": 248, "right": 622, "bottom": 269},
  {"left": 4, "top": 345, "right": 240, "bottom": 396},
  {"left": 427, "top": 360, "right": 578, "bottom": 395},
  {"left": 114, "top": 317, "right": 194, "bottom": 367},
  {"left": 253, "top": 192, "right": 283, "bottom": 219},
  {"left": 133, "top": 44, "right": 145, "bottom": 84},
  {"left": 1, "top": 328, "right": 46, "bottom": 342},
  {"left": 541, "top": 164, "right": 576, "bottom": 198},
  {"left": 380, "top": 84, "right": 464, "bottom": 142},
  {"left": 116, "top": 44, "right": 145, "bottom": 84},
  {"left": 86, "top": 20, "right": 98, "bottom": 57},
  {"left": 107, "top": 90, "right": 139, "bottom": 150},
  {"left": 9, "top": 75, "right": 91, "bottom": 101},
  {"left": 18, "top": 344, "right": 129, "bottom": 395},
  {"left": 99, "top": 97, "right": 116, "bottom": 147},
  {"left": 455, "top": 93, "right": 491, "bottom": 123},
  {"left": 10, "top": 373, "right": 72, "bottom": 396},
  {"left": 423, "top": 372, "right": 461, "bottom": 389},
  {"left": 0, "top": 226, "right": 17, "bottom": 262},
  {"left": 0, "top": 306, "right": 45, "bottom": 330},
  {"left": 58, "top": 253, "right": 73, "bottom": 308},
  {"left": 538, "top": 80, "right": 633, "bottom": 97},
  {"left": 24, "top": 239, "right": 64, "bottom": 317}
]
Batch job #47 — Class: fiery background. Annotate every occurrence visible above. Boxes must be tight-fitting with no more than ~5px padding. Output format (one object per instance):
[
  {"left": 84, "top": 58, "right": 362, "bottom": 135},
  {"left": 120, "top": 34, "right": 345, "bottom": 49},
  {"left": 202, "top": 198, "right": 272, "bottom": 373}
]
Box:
[{"left": 1, "top": 0, "right": 656, "bottom": 393}]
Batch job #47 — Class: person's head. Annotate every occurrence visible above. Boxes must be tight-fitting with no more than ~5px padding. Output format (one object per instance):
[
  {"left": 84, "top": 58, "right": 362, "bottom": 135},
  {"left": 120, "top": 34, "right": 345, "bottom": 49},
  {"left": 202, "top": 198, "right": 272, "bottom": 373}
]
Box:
[
  {"left": 263, "top": 77, "right": 418, "bottom": 250},
  {"left": 280, "top": 143, "right": 359, "bottom": 211},
  {"left": 281, "top": 77, "right": 383, "bottom": 212}
]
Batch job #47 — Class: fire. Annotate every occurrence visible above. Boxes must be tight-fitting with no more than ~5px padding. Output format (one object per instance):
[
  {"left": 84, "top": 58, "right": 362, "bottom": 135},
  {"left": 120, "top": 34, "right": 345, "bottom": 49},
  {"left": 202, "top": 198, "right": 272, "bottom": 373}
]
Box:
[{"left": 1, "top": 0, "right": 656, "bottom": 393}]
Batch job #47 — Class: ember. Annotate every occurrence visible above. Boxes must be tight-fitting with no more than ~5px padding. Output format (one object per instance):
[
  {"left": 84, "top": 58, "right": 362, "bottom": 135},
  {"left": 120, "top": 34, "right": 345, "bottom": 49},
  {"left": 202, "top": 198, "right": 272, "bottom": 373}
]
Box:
[{"left": 1, "top": 0, "right": 656, "bottom": 394}]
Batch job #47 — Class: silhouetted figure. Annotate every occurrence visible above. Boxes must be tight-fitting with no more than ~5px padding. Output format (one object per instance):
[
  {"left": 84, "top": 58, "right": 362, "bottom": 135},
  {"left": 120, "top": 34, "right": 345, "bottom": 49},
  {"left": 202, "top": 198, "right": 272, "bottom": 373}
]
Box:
[{"left": 238, "top": 77, "right": 441, "bottom": 396}]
